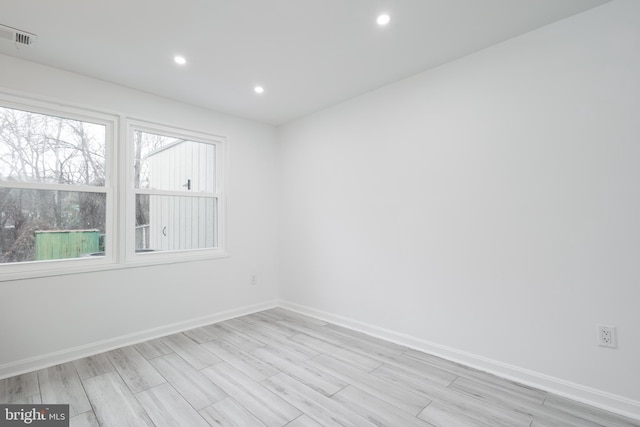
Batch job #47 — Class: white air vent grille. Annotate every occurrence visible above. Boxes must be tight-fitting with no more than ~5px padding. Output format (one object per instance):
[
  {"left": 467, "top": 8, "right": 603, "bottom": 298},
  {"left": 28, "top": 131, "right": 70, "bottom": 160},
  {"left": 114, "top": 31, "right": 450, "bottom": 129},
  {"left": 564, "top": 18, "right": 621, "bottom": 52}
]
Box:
[
  {"left": 0, "top": 24, "right": 37, "bottom": 47},
  {"left": 15, "top": 32, "right": 34, "bottom": 45}
]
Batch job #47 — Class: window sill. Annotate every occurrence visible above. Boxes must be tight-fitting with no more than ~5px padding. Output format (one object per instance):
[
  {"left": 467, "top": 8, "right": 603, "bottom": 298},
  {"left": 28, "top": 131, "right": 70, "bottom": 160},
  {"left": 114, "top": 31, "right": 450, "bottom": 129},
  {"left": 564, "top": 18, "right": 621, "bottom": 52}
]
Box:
[{"left": 0, "top": 250, "right": 229, "bottom": 283}]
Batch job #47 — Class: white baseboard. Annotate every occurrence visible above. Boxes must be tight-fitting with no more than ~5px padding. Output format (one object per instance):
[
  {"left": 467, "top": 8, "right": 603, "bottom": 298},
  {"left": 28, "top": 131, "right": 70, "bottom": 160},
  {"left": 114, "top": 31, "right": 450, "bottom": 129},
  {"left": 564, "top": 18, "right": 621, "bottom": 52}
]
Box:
[
  {"left": 0, "top": 299, "right": 278, "bottom": 380},
  {"left": 279, "top": 300, "right": 640, "bottom": 422}
]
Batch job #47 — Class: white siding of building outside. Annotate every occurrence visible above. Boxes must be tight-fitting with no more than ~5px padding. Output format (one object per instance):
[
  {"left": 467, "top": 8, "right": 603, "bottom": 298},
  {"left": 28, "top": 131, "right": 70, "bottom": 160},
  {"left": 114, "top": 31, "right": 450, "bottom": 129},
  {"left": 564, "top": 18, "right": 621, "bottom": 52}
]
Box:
[{"left": 147, "top": 140, "right": 216, "bottom": 251}]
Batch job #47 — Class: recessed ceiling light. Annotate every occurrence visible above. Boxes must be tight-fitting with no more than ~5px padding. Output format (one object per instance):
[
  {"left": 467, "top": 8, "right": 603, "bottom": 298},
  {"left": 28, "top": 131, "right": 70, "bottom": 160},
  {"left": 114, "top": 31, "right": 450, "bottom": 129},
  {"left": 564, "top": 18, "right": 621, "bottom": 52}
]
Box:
[
  {"left": 377, "top": 14, "right": 391, "bottom": 26},
  {"left": 174, "top": 56, "right": 186, "bottom": 65},
  {"left": 254, "top": 86, "right": 265, "bottom": 94}
]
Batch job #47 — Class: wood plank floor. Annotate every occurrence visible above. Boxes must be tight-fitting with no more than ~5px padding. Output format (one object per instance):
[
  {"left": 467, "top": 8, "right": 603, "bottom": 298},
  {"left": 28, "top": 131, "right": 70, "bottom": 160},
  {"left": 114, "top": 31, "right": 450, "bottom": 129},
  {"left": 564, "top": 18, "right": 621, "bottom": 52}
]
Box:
[{"left": 1, "top": 308, "right": 637, "bottom": 427}]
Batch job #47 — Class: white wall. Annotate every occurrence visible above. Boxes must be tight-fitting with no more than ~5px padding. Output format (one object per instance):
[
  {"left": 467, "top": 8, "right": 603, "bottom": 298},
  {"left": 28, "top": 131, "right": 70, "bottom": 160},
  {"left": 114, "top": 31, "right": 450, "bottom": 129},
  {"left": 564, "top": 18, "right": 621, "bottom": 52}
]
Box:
[
  {"left": 0, "top": 54, "right": 280, "bottom": 373},
  {"left": 279, "top": 0, "right": 640, "bottom": 417}
]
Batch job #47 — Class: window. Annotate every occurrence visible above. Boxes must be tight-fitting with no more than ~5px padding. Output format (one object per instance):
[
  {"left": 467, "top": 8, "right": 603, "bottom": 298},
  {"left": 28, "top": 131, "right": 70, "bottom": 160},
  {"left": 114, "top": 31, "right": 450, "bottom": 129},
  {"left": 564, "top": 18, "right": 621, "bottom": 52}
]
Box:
[
  {"left": 127, "top": 121, "right": 225, "bottom": 262},
  {"left": 0, "top": 100, "right": 114, "bottom": 274},
  {"left": 0, "top": 94, "right": 226, "bottom": 279}
]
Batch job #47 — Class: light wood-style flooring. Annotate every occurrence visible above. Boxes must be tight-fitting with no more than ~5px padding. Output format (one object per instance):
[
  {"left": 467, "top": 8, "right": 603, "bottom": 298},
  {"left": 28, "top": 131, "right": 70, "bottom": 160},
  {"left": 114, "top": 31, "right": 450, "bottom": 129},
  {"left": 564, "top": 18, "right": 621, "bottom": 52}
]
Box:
[{"left": 1, "top": 308, "right": 637, "bottom": 426}]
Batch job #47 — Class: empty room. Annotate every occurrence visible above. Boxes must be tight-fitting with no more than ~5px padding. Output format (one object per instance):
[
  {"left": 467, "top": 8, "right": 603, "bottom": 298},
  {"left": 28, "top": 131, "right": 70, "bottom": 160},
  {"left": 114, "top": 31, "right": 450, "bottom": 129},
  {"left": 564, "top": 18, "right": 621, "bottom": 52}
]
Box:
[{"left": 0, "top": 0, "right": 638, "bottom": 426}]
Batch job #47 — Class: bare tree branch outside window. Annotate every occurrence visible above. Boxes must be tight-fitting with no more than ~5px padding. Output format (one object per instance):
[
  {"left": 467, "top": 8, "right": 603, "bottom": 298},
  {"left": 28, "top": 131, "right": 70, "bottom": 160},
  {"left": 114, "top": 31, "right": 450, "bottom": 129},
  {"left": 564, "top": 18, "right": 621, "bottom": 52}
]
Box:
[{"left": 0, "top": 106, "right": 107, "bottom": 262}]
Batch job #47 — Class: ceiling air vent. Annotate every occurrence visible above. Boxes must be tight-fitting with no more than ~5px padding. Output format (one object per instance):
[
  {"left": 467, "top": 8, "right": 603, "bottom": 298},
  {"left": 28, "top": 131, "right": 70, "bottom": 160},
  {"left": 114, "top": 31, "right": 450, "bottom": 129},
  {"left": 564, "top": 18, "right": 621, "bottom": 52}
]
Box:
[{"left": 0, "top": 24, "right": 37, "bottom": 47}]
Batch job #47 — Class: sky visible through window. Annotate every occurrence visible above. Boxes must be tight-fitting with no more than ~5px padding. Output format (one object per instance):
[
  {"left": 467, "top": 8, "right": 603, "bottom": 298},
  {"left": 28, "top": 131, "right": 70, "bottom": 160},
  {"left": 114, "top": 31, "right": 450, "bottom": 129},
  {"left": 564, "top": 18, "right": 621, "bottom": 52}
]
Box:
[{"left": 0, "top": 106, "right": 107, "bottom": 263}]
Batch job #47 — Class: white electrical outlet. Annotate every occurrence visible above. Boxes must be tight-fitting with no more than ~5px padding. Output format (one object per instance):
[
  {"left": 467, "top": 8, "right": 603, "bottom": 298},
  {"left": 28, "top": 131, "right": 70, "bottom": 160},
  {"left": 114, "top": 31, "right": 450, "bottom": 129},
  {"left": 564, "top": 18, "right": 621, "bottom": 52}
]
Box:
[
  {"left": 597, "top": 325, "right": 617, "bottom": 348},
  {"left": 250, "top": 274, "right": 257, "bottom": 286}
]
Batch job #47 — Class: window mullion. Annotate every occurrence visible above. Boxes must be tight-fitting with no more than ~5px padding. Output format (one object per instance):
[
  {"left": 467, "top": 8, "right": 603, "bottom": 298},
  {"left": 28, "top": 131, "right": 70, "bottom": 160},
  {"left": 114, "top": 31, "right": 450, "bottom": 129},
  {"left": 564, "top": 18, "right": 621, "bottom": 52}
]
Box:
[
  {"left": 134, "top": 188, "right": 217, "bottom": 198},
  {"left": 0, "top": 181, "right": 108, "bottom": 193}
]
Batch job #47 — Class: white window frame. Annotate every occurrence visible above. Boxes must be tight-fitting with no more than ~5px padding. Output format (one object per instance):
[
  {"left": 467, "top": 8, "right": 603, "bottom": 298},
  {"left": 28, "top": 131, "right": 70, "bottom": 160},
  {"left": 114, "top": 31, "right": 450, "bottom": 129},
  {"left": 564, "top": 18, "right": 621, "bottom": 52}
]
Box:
[
  {"left": 125, "top": 119, "right": 227, "bottom": 266},
  {"left": 0, "top": 94, "right": 117, "bottom": 280},
  {"left": 0, "top": 93, "right": 228, "bottom": 281}
]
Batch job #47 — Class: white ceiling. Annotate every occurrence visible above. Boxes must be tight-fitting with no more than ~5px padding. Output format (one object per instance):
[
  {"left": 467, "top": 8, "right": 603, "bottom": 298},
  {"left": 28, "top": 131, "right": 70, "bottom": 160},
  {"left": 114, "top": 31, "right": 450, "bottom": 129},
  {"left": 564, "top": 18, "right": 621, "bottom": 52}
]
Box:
[{"left": 0, "top": 0, "right": 609, "bottom": 125}]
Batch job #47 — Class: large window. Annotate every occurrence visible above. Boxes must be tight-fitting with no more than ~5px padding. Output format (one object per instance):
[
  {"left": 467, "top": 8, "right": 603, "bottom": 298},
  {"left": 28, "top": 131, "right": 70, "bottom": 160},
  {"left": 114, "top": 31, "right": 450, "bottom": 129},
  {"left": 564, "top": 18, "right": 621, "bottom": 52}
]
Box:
[
  {"left": 0, "top": 95, "right": 226, "bottom": 279},
  {"left": 0, "top": 102, "right": 112, "bottom": 270},
  {"left": 128, "top": 122, "right": 225, "bottom": 261}
]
